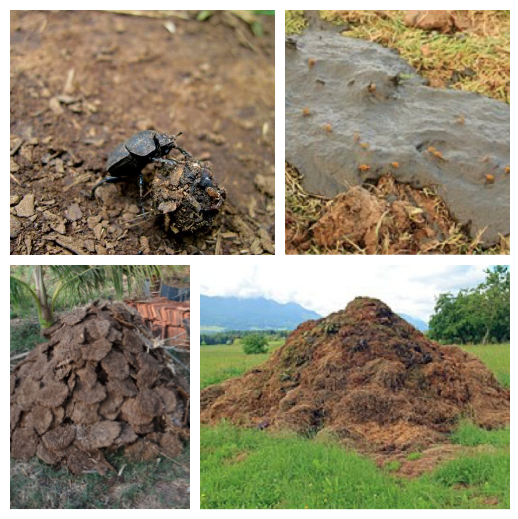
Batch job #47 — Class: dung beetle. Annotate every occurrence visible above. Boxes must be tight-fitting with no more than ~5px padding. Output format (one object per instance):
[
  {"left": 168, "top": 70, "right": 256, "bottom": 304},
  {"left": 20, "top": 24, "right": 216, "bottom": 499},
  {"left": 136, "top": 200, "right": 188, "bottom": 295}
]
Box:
[{"left": 91, "top": 130, "right": 191, "bottom": 215}]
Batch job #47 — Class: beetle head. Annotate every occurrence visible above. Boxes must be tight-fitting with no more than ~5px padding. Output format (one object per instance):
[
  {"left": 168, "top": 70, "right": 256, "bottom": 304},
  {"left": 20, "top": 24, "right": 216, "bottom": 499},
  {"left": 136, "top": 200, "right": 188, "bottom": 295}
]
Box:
[{"left": 155, "top": 133, "right": 176, "bottom": 156}]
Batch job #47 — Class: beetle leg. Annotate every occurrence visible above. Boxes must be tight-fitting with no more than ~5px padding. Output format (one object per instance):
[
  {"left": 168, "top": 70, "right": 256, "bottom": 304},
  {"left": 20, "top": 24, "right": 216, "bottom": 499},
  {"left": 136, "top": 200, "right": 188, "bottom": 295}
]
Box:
[
  {"left": 138, "top": 173, "right": 145, "bottom": 217},
  {"left": 91, "top": 176, "right": 126, "bottom": 198},
  {"left": 152, "top": 157, "right": 179, "bottom": 167},
  {"left": 174, "top": 146, "right": 192, "bottom": 159}
]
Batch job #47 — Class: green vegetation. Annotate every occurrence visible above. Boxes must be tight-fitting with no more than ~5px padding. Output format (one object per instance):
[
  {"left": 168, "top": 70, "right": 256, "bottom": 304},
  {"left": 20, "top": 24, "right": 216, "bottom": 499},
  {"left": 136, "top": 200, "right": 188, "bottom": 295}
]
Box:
[
  {"left": 10, "top": 449, "right": 190, "bottom": 509},
  {"left": 407, "top": 452, "right": 423, "bottom": 461},
  {"left": 430, "top": 267, "right": 510, "bottom": 344},
  {"left": 242, "top": 334, "right": 269, "bottom": 355},
  {"left": 10, "top": 320, "right": 45, "bottom": 355},
  {"left": 201, "top": 340, "right": 284, "bottom": 389},
  {"left": 452, "top": 421, "right": 510, "bottom": 447},
  {"left": 201, "top": 329, "right": 290, "bottom": 346},
  {"left": 10, "top": 265, "right": 178, "bottom": 329},
  {"left": 285, "top": 10, "right": 307, "bottom": 35},
  {"left": 201, "top": 424, "right": 509, "bottom": 509},
  {"left": 201, "top": 340, "right": 509, "bottom": 509},
  {"left": 384, "top": 460, "right": 402, "bottom": 473},
  {"left": 197, "top": 10, "right": 274, "bottom": 37},
  {"left": 461, "top": 343, "right": 510, "bottom": 387}
]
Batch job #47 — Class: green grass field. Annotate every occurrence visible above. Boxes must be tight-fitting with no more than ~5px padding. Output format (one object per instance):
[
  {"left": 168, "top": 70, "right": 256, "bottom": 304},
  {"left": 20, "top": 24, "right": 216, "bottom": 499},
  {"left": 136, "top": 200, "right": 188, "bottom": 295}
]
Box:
[
  {"left": 201, "top": 343, "right": 510, "bottom": 509},
  {"left": 200, "top": 339, "right": 285, "bottom": 389},
  {"left": 461, "top": 343, "right": 510, "bottom": 388}
]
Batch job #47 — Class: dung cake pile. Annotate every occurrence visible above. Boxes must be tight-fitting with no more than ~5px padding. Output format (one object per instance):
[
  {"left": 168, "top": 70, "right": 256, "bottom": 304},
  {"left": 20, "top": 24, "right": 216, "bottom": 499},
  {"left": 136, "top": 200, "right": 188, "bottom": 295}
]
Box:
[
  {"left": 10, "top": 300, "right": 189, "bottom": 475},
  {"left": 201, "top": 297, "right": 509, "bottom": 453}
]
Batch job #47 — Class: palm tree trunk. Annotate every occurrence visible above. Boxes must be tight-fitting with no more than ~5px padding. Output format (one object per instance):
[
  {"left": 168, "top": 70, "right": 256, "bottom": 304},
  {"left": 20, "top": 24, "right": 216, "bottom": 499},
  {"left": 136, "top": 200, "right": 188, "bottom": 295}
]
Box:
[{"left": 33, "top": 266, "right": 54, "bottom": 328}]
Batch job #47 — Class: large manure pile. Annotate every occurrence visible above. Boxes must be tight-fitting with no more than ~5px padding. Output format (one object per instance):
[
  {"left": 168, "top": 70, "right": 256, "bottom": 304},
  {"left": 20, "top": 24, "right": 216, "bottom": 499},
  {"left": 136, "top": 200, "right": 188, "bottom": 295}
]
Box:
[
  {"left": 10, "top": 300, "right": 189, "bottom": 475},
  {"left": 201, "top": 297, "right": 509, "bottom": 453}
]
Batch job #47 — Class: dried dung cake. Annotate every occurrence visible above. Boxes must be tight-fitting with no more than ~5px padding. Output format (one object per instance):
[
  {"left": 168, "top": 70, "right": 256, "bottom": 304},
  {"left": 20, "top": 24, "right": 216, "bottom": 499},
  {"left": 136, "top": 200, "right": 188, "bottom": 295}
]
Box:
[
  {"left": 201, "top": 297, "right": 509, "bottom": 453},
  {"left": 10, "top": 300, "right": 189, "bottom": 475}
]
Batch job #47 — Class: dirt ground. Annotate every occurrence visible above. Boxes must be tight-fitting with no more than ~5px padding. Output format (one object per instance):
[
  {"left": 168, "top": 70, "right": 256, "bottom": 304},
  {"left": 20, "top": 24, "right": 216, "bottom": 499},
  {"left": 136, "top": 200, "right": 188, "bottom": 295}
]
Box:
[{"left": 10, "top": 10, "right": 275, "bottom": 255}]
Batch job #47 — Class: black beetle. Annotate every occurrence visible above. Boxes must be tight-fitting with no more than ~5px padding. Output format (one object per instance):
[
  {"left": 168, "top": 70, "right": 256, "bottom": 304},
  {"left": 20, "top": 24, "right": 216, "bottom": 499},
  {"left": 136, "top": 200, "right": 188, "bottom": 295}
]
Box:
[{"left": 91, "top": 130, "right": 191, "bottom": 214}]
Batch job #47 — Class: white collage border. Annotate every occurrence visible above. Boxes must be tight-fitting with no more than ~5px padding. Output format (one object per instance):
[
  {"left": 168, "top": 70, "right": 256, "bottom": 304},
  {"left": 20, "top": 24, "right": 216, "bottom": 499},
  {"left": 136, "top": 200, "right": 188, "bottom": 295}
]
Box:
[{"left": 6, "top": 3, "right": 514, "bottom": 514}]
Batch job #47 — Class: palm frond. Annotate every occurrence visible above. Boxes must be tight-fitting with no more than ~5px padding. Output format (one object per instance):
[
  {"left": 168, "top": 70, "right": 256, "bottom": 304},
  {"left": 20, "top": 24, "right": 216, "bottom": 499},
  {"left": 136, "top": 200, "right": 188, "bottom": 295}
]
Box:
[
  {"left": 12, "top": 265, "right": 186, "bottom": 319},
  {"left": 10, "top": 276, "right": 42, "bottom": 318},
  {"left": 127, "top": 265, "right": 162, "bottom": 295},
  {"left": 48, "top": 265, "right": 180, "bottom": 309},
  {"left": 48, "top": 265, "right": 105, "bottom": 311}
]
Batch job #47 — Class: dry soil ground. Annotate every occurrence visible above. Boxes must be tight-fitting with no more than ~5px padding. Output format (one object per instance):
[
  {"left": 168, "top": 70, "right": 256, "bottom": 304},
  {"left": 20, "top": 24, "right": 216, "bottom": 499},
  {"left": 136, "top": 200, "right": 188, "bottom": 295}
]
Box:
[{"left": 10, "top": 10, "right": 275, "bottom": 255}]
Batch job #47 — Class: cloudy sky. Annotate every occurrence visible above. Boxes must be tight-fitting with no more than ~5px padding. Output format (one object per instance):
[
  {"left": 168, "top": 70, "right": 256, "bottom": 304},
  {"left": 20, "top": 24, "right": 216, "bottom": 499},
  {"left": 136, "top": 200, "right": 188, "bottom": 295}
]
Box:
[{"left": 200, "top": 264, "right": 496, "bottom": 322}]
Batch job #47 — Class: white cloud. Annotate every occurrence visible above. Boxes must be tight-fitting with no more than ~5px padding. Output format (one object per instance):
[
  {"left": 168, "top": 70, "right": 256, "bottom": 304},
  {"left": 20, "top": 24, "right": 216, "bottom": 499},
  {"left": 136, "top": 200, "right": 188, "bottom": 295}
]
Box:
[{"left": 200, "top": 264, "right": 496, "bottom": 322}]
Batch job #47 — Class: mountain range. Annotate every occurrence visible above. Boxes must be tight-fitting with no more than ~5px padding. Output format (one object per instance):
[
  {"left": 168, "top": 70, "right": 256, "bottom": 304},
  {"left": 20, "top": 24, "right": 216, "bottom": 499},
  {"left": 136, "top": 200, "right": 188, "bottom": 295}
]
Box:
[
  {"left": 200, "top": 295, "right": 320, "bottom": 331},
  {"left": 399, "top": 314, "right": 429, "bottom": 332},
  {"left": 200, "top": 296, "right": 429, "bottom": 332}
]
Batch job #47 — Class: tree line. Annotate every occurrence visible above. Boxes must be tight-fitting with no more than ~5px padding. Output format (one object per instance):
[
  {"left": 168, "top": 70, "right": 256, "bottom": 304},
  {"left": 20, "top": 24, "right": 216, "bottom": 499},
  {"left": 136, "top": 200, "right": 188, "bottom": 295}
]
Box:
[
  {"left": 429, "top": 266, "right": 510, "bottom": 345},
  {"left": 201, "top": 329, "right": 290, "bottom": 346}
]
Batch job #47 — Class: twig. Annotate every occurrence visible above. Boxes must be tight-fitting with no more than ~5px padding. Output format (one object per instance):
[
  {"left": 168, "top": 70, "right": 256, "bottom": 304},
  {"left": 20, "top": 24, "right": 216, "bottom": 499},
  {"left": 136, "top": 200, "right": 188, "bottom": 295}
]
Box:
[
  {"left": 10, "top": 138, "right": 24, "bottom": 156},
  {"left": 164, "top": 345, "right": 190, "bottom": 353},
  {"left": 158, "top": 450, "right": 188, "bottom": 468},
  {"left": 215, "top": 227, "right": 223, "bottom": 255},
  {"left": 10, "top": 173, "right": 22, "bottom": 186},
  {"left": 164, "top": 350, "right": 190, "bottom": 373},
  {"left": 103, "top": 10, "right": 190, "bottom": 20},
  {"left": 10, "top": 351, "right": 30, "bottom": 362},
  {"left": 63, "top": 172, "right": 91, "bottom": 192},
  {"left": 159, "top": 331, "right": 187, "bottom": 342}
]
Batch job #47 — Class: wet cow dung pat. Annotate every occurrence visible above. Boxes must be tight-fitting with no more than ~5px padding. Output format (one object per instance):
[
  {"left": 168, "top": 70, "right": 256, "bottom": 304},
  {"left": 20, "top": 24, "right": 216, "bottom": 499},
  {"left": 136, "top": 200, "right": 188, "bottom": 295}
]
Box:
[
  {"left": 285, "top": 31, "right": 510, "bottom": 244},
  {"left": 10, "top": 300, "right": 189, "bottom": 475}
]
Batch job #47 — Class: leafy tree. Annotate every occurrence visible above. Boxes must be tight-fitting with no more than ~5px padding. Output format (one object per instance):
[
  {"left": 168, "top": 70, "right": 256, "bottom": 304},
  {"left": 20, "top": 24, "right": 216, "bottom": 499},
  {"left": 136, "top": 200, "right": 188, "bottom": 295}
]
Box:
[
  {"left": 429, "top": 266, "right": 510, "bottom": 344},
  {"left": 10, "top": 265, "right": 177, "bottom": 330},
  {"left": 242, "top": 334, "right": 269, "bottom": 354}
]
